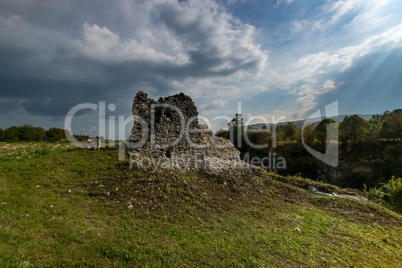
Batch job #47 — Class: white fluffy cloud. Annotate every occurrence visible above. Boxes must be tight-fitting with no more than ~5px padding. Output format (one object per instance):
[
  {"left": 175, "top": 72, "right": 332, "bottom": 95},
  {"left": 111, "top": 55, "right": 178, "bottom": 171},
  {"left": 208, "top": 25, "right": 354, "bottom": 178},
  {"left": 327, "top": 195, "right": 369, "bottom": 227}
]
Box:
[
  {"left": 200, "top": 99, "right": 227, "bottom": 111},
  {"left": 71, "top": 23, "right": 181, "bottom": 64},
  {"left": 264, "top": 22, "right": 402, "bottom": 115}
]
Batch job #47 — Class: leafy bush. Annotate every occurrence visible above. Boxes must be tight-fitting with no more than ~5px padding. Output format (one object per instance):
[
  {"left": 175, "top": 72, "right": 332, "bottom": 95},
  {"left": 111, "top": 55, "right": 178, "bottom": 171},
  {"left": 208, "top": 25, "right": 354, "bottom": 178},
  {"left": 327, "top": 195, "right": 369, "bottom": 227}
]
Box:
[
  {"left": 364, "top": 184, "right": 386, "bottom": 204},
  {"left": 0, "top": 125, "right": 69, "bottom": 142},
  {"left": 17, "top": 124, "right": 46, "bottom": 142},
  {"left": 4, "top": 126, "right": 19, "bottom": 141},
  {"left": 46, "top": 128, "right": 66, "bottom": 142},
  {"left": 380, "top": 109, "right": 402, "bottom": 141},
  {"left": 387, "top": 177, "right": 402, "bottom": 212},
  {"left": 365, "top": 177, "right": 402, "bottom": 212}
]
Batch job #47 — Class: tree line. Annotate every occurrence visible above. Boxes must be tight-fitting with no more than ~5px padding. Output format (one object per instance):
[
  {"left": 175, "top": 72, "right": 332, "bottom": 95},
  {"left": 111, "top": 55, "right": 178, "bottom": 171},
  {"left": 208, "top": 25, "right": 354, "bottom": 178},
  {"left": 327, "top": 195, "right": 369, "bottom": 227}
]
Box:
[
  {"left": 0, "top": 125, "right": 91, "bottom": 142},
  {"left": 216, "top": 108, "right": 402, "bottom": 189},
  {"left": 217, "top": 108, "right": 401, "bottom": 149}
]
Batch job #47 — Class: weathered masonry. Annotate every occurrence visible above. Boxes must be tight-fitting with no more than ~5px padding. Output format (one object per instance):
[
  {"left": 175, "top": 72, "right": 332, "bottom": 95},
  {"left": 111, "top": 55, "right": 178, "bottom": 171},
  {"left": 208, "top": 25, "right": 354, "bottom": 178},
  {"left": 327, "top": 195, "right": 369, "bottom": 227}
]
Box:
[{"left": 123, "top": 91, "right": 249, "bottom": 173}]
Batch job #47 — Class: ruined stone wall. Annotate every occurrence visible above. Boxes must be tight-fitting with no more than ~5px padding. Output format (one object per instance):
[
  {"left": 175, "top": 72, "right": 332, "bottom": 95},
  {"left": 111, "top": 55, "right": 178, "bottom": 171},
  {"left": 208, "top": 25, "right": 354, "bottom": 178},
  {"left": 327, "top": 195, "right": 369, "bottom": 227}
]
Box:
[{"left": 125, "top": 91, "right": 248, "bottom": 172}]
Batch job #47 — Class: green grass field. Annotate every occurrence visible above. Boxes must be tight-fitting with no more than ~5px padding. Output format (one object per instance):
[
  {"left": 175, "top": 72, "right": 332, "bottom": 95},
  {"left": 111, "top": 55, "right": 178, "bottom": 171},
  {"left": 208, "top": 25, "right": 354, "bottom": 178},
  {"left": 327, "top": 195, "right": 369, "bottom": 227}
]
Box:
[{"left": 0, "top": 142, "right": 401, "bottom": 267}]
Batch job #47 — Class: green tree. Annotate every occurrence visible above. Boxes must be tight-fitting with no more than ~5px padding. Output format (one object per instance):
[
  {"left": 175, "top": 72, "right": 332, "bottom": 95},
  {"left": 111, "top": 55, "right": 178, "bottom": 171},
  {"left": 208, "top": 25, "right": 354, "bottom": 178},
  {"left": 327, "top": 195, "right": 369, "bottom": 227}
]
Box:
[
  {"left": 387, "top": 177, "right": 402, "bottom": 212},
  {"left": 215, "top": 129, "right": 229, "bottom": 139},
  {"left": 315, "top": 118, "right": 338, "bottom": 145},
  {"left": 283, "top": 122, "right": 299, "bottom": 141},
  {"left": 339, "top": 115, "right": 368, "bottom": 145},
  {"left": 0, "top": 128, "right": 4, "bottom": 141},
  {"left": 17, "top": 124, "right": 46, "bottom": 142},
  {"left": 4, "top": 126, "right": 19, "bottom": 142},
  {"left": 244, "top": 128, "right": 270, "bottom": 149},
  {"left": 366, "top": 110, "right": 392, "bottom": 143},
  {"left": 17, "top": 124, "right": 31, "bottom": 141},
  {"left": 73, "top": 134, "right": 90, "bottom": 142},
  {"left": 302, "top": 124, "right": 316, "bottom": 147},
  {"left": 367, "top": 115, "right": 383, "bottom": 141},
  {"left": 275, "top": 125, "right": 286, "bottom": 141},
  {"left": 46, "top": 128, "right": 66, "bottom": 142},
  {"left": 228, "top": 113, "right": 244, "bottom": 129},
  {"left": 381, "top": 109, "right": 402, "bottom": 140},
  {"left": 228, "top": 113, "right": 244, "bottom": 149},
  {"left": 31, "top": 127, "right": 46, "bottom": 141}
]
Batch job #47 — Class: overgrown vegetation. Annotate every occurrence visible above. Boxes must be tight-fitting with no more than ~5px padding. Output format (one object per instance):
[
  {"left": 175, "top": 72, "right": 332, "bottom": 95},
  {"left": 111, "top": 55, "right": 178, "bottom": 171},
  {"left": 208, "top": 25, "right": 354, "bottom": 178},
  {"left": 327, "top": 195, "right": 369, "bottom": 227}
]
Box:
[
  {"left": 216, "top": 108, "right": 402, "bottom": 190},
  {"left": 0, "top": 125, "right": 91, "bottom": 142},
  {"left": 0, "top": 142, "right": 401, "bottom": 267},
  {"left": 365, "top": 176, "right": 402, "bottom": 212}
]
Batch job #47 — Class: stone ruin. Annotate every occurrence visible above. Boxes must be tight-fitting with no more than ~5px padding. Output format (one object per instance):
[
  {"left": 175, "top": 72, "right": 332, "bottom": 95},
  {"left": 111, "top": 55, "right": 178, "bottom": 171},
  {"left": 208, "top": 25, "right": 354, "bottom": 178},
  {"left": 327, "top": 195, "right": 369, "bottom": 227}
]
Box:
[
  {"left": 123, "top": 91, "right": 251, "bottom": 173},
  {"left": 81, "top": 137, "right": 101, "bottom": 150}
]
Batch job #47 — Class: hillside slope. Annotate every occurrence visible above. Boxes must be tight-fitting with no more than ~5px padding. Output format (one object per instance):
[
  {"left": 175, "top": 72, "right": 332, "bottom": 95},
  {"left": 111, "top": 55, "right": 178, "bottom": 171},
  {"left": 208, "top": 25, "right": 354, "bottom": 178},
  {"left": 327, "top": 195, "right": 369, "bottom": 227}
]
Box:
[{"left": 0, "top": 142, "right": 401, "bottom": 267}]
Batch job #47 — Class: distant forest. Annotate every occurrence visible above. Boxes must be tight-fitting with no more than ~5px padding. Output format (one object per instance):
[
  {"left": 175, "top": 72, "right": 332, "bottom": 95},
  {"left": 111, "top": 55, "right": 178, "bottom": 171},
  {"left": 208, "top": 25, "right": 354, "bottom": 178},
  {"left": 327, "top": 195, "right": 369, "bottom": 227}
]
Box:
[
  {"left": 217, "top": 108, "right": 402, "bottom": 189},
  {"left": 0, "top": 125, "right": 90, "bottom": 142}
]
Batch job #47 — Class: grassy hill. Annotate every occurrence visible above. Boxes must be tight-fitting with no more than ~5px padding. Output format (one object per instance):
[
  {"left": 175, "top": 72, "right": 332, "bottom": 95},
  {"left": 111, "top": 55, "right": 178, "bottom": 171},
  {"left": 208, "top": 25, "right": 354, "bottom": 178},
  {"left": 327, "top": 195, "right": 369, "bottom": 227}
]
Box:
[{"left": 0, "top": 142, "right": 401, "bottom": 267}]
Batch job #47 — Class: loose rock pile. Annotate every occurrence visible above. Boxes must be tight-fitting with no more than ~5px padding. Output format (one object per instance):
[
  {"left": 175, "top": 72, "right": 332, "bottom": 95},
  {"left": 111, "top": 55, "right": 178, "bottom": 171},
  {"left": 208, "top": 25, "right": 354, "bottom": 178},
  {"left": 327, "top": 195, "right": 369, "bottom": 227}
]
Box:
[
  {"left": 81, "top": 138, "right": 101, "bottom": 150},
  {"left": 123, "top": 91, "right": 252, "bottom": 173}
]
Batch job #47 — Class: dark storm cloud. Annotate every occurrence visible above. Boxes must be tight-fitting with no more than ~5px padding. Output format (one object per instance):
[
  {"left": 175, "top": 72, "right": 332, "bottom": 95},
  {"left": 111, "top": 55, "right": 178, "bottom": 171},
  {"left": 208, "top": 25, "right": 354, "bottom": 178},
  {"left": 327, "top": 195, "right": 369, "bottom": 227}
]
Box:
[
  {"left": 0, "top": 98, "right": 23, "bottom": 114},
  {"left": 0, "top": 76, "right": 106, "bottom": 115},
  {"left": 0, "top": 0, "right": 267, "bottom": 117}
]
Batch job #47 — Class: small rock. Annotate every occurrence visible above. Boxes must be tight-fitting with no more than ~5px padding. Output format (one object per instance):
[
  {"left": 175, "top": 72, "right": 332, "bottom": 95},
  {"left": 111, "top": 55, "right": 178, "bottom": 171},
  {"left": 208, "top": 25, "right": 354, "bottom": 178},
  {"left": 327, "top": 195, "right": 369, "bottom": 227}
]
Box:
[
  {"left": 128, "top": 205, "right": 133, "bottom": 210},
  {"left": 294, "top": 227, "right": 301, "bottom": 232}
]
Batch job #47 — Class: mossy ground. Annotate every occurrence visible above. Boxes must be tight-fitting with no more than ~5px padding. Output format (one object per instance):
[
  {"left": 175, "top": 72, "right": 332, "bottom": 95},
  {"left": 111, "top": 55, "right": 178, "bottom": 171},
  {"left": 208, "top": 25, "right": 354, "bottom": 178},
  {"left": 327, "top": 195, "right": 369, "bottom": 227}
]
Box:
[{"left": 0, "top": 142, "right": 401, "bottom": 267}]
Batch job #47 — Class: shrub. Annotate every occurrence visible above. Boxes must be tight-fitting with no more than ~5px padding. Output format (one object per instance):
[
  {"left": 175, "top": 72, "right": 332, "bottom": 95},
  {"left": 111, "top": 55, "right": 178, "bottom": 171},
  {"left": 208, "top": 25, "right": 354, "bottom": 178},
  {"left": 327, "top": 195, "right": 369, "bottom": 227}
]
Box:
[
  {"left": 380, "top": 109, "right": 402, "bottom": 141},
  {"left": 365, "top": 177, "right": 402, "bottom": 212},
  {"left": 46, "top": 128, "right": 66, "bottom": 142},
  {"left": 4, "top": 126, "right": 19, "bottom": 142},
  {"left": 387, "top": 177, "right": 402, "bottom": 212},
  {"left": 364, "top": 184, "right": 386, "bottom": 205}
]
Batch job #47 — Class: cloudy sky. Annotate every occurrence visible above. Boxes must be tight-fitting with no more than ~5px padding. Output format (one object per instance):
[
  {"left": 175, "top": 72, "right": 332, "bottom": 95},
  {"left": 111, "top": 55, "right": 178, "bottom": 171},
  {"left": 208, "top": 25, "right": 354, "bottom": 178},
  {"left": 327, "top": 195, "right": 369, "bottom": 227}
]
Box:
[{"left": 0, "top": 0, "right": 401, "bottom": 137}]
